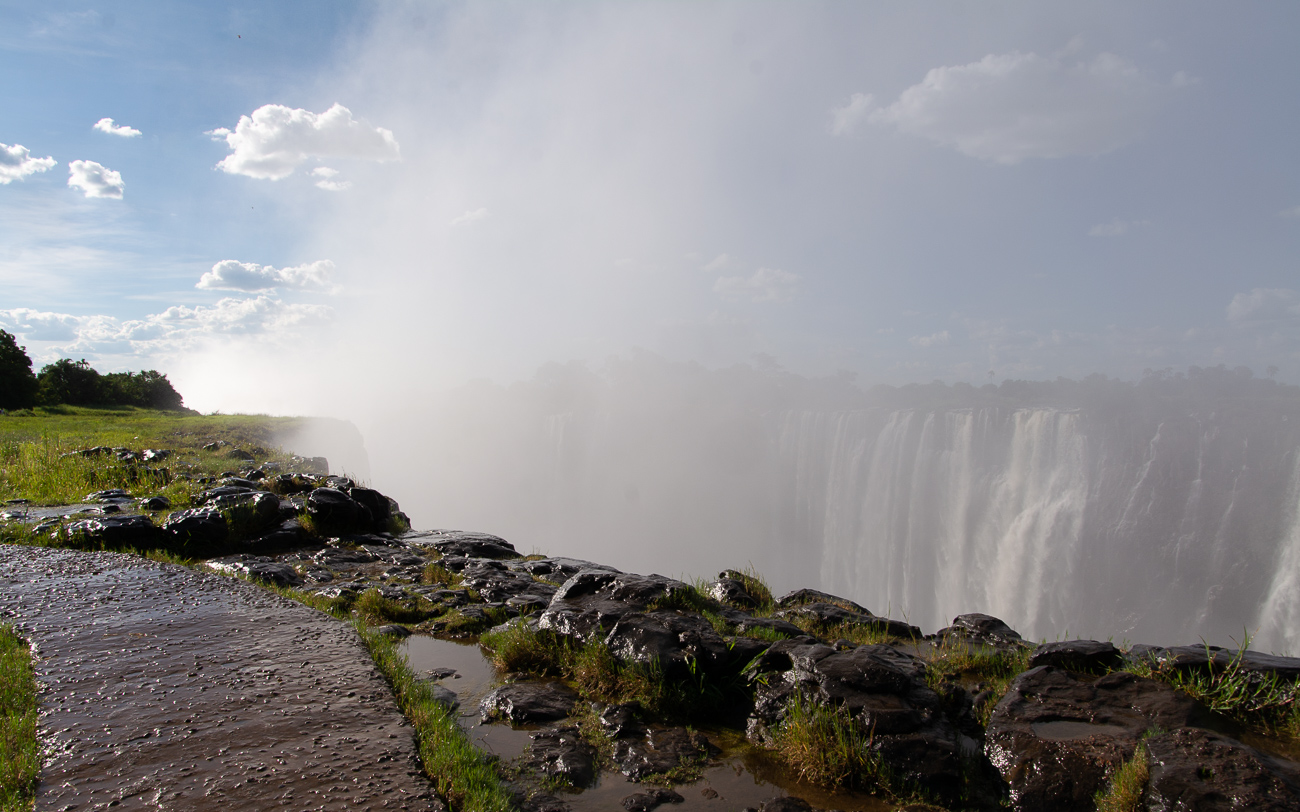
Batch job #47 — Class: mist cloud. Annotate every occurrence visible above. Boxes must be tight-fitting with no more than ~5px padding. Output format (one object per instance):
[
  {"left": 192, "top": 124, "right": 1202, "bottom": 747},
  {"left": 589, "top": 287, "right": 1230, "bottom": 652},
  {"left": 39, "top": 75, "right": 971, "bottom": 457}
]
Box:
[
  {"left": 1227, "top": 288, "right": 1300, "bottom": 324},
  {"left": 197, "top": 259, "right": 339, "bottom": 293},
  {"left": 714, "top": 267, "right": 800, "bottom": 303},
  {"left": 67, "top": 159, "right": 124, "bottom": 198},
  {"left": 869, "top": 50, "right": 1167, "bottom": 164},
  {"left": 0, "top": 143, "right": 56, "bottom": 183},
  {"left": 210, "top": 103, "right": 400, "bottom": 180}
]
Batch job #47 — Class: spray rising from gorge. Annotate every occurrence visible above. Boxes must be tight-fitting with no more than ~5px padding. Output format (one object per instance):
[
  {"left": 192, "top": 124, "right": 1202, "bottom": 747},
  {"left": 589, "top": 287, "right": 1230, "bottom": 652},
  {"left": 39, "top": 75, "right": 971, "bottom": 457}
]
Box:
[{"left": 356, "top": 358, "right": 1300, "bottom": 654}]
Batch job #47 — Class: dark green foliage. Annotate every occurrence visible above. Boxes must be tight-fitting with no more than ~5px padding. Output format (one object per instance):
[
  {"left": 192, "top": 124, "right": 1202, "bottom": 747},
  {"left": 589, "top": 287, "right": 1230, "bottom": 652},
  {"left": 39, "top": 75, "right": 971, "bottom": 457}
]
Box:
[
  {"left": 0, "top": 331, "right": 38, "bottom": 411},
  {"left": 35, "top": 359, "right": 185, "bottom": 410}
]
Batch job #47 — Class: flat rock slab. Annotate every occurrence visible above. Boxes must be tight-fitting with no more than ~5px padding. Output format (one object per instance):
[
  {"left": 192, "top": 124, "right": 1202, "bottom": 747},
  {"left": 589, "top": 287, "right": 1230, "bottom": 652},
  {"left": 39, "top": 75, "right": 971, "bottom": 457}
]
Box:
[{"left": 0, "top": 545, "right": 442, "bottom": 812}]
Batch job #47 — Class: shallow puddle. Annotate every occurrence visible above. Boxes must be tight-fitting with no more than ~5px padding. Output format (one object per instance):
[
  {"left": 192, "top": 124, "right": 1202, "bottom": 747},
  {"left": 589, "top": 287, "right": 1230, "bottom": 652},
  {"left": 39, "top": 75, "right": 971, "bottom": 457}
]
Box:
[{"left": 400, "top": 635, "right": 893, "bottom": 811}]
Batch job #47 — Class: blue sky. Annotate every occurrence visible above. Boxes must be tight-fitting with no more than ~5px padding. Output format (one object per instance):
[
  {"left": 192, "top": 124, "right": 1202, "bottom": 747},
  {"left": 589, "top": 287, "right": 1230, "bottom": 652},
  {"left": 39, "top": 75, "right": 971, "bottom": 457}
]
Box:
[{"left": 2, "top": 1, "right": 1298, "bottom": 413}]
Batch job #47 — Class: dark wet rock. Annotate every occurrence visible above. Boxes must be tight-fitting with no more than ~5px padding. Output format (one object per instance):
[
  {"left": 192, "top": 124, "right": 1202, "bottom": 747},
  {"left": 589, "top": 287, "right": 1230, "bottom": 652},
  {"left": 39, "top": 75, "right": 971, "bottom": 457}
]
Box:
[
  {"left": 225, "top": 447, "right": 256, "bottom": 461},
  {"left": 140, "top": 448, "right": 170, "bottom": 462},
  {"left": 372, "top": 624, "right": 411, "bottom": 638},
  {"left": 709, "top": 572, "right": 760, "bottom": 608},
  {"left": 64, "top": 446, "right": 114, "bottom": 458},
  {"left": 405, "top": 529, "right": 520, "bottom": 560},
  {"left": 100, "top": 503, "right": 122, "bottom": 514},
  {"left": 757, "top": 798, "right": 813, "bottom": 812},
  {"left": 348, "top": 487, "right": 392, "bottom": 530},
  {"left": 313, "top": 545, "right": 380, "bottom": 566},
  {"left": 933, "top": 613, "right": 1025, "bottom": 646},
  {"left": 774, "top": 602, "right": 921, "bottom": 639},
  {"left": 518, "top": 793, "right": 569, "bottom": 812},
  {"left": 1028, "top": 640, "right": 1123, "bottom": 673},
  {"left": 423, "top": 667, "right": 458, "bottom": 680},
  {"left": 85, "top": 488, "right": 133, "bottom": 502},
  {"left": 64, "top": 513, "right": 164, "bottom": 547},
  {"left": 269, "top": 473, "right": 315, "bottom": 495},
  {"left": 614, "top": 727, "right": 718, "bottom": 780},
  {"left": 480, "top": 682, "right": 578, "bottom": 724},
  {"left": 1145, "top": 727, "right": 1300, "bottom": 811},
  {"left": 460, "top": 559, "right": 557, "bottom": 605},
  {"left": 163, "top": 507, "right": 229, "bottom": 546},
  {"left": 538, "top": 570, "right": 694, "bottom": 643},
  {"left": 306, "top": 487, "right": 372, "bottom": 534},
  {"left": 1140, "top": 645, "right": 1300, "bottom": 682},
  {"left": 725, "top": 635, "right": 771, "bottom": 668},
  {"left": 138, "top": 495, "right": 171, "bottom": 511},
  {"left": 316, "top": 582, "right": 366, "bottom": 599},
  {"left": 247, "top": 518, "right": 309, "bottom": 550},
  {"left": 507, "top": 556, "right": 619, "bottom": 584},
  {"left": 621, "top": 788, "right": 685, "bottom": 811},
  {"left": 774, "top": 588, "right": 868, "bottom": 614},
  {"left": 746, "top": 636, "right": 836, "bottom": 679},
  {"left": 986, "top": 666, "right": 1207, "bottom": 812},
  {"left": 216, "top": 476, "right": 262, "bottom": 490},
  {"left": 599, "top": 703, "right": 648, "bottom": 739},
  {"left": 206, "top": 555, "right": 304, "bottom": 588},
  {"left": 424, "top": 684, "right": 459, "bottom": 712},
  {"left": 221, "top": 490, "right": 283, "bottom": 536},
  {"left": 603, "top": 610, "right": 730, "bottom": 676},
  {"left": 528, "top": 727, "right": 598, "bottom": 788},
  {"left": 718, "top": 607, "right": 803, "bottom": 638}
]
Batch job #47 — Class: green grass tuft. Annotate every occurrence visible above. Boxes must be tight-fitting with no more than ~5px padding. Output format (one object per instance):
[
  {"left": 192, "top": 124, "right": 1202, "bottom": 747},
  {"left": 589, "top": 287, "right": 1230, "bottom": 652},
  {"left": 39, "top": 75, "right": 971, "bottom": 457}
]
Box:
[
  {"left": 923, "top": 639, "right": 1033, "bottom": 728},
  {"left": 1093, "top": 740, "right": 1150, "bottom": 812},
  {"left": 0, "top": 624, "right": 40, "bottom": 812}
]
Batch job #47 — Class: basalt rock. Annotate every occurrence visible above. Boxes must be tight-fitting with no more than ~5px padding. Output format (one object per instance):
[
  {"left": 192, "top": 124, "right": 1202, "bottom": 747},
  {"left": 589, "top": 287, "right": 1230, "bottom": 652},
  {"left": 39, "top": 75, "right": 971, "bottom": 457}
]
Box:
[
  {"left": 774, "top": 602, "right": 921, "bottom": 640},
  {"left": 709, "top": 571, "right": 761, "bottom": 609},
  {"left": 932, "top": 613, "right": 1026, "bottom": 647},
  {"left": 1133, "top": 644, "right": 1300, "bottom": 682},
  {"left": 64, "top": 514, "right": 165, "bottom": 547},
  {"left": 1144, "top": 727, "right": 1300, "bottom": 810},
  {"left": 163, "top": 507, "right": 228, "bottom": 547},
  {"left": 613, "top": 726, "right": 718, "bottom": 781},
  {"left": 507, "top": 556, "right": 619, "bottom": 584},
  {"left": 537, "top": 570, "right": 695, "bottom": 643},
  {"left": 774, "top": 588, "right": 869, "bottom": 614},
  {"left": 306, "top": 486, "right": 373, "bottom": 535},
  {"left": 602, "top": 610, "right": 731, "bottom": 677},
  {"left": 1028, "top": 640, "right": 1123, "bottom": 673},
  {"left": 985, "top": 666, "right": 1207, "bottom": 812},
  {"left": 206, "top": 554, "right": 304, "bottom": 588},
  {"left": 480, "top": 682, "right": 578, "bottom": 724},
  {"left": 527, "top": 727, "right": 598, "bottom": 788},
  {"left": 620, "top": 788, "right": 684, "bottom": 812},
  {"left": 405, "top": 529, "right": 520, "bottom": 560}
]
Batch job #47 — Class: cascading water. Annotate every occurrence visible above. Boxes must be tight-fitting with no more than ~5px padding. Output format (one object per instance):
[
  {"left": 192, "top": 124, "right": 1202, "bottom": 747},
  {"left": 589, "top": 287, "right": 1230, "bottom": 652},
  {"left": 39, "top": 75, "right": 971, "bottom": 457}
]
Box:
[{"left": 370, "top": 362, "right": 1300, "bottom": 654}]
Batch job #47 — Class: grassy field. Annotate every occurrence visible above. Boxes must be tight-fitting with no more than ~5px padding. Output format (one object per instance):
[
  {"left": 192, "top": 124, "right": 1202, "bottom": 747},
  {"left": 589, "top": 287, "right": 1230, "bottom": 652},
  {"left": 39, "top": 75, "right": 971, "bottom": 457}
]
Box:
[{"left": 0, "top": 624, "right": 38, "bottom": 812}]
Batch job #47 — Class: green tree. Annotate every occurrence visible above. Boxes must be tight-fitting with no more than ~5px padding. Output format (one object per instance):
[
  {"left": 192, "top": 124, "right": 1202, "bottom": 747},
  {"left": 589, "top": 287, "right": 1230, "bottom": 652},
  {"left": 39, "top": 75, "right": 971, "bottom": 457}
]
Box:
[
  {"left": 0, "top": 330, "right": 38, "bottom": 410},
  {"left": 36, "top": 359, "right": 103, "bottom": 406}
]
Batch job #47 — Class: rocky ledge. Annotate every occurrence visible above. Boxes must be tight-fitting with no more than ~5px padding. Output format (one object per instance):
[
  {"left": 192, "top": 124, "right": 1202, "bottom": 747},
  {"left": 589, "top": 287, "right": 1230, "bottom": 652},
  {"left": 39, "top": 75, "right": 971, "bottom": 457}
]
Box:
[{"left": 8, "top": 457, "right": 1300, "bottom": 812}]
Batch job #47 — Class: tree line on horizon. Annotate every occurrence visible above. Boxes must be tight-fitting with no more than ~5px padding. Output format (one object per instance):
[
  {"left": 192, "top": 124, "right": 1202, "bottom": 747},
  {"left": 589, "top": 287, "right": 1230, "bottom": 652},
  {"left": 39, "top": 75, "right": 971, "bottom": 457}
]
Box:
[{"left": 0, "top": 329, "right": 184, "bottom": 412}]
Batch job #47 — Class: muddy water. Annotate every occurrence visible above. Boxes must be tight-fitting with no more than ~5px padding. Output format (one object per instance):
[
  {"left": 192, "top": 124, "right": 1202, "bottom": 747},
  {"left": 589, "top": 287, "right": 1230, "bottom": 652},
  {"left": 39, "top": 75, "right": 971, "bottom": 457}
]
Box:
[
  {"left": 402, "top": 635, "right": 893, "bottom": 812},
  {"left": 0, "top": 545, "right": 442, "bottom": 811}
]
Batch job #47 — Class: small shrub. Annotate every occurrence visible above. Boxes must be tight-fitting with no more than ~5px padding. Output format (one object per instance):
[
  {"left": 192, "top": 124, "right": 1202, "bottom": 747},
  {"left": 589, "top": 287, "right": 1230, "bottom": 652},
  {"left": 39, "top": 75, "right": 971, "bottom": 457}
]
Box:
[
  {"left": 423, "top": 562, "right": 461, "bottom": 587},
  {"left": 354, "top": 588, "right": 434, "bottom": 625}
]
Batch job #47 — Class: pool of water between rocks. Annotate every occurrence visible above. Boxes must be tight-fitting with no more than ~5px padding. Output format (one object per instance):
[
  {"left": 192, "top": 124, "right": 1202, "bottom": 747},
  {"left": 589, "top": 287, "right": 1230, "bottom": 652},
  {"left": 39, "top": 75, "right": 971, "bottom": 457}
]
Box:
[{"left": 402, "top": 635, "right": 893, "bottom": 812}]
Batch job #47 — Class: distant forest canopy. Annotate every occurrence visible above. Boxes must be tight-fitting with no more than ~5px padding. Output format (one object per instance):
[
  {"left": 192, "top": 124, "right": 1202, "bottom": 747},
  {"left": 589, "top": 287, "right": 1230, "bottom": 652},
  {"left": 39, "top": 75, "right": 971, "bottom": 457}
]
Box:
[{"left": 0, "top": 330, "right": 184, "bottom": 411}]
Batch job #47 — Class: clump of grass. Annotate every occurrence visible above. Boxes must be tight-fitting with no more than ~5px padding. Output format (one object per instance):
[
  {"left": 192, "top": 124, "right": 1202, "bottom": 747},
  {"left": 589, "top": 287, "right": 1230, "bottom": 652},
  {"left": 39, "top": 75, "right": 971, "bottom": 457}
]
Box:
[
  {"left": 1125, "top": 639, "right": 1300, "bottom": 738},
  {"left": 1094, "top": 739, "right": 1150, "bottom": 812},
  {"left": 439, "top": 607, "right": 511, "bottom": 637},
  {"left": 0, "top": 624, "right": 40, "bottom": 812},
  {"left": 767, "top": 692, "right": 913, "bottom": 799},
  {"left": 423, "top": 562, "right": 461, "bottom": 587},
  {"left": 356, "top": 623, "right": 517, "bottom": 812},
  {"left": 354, "top": 588, "right": 437, "bottom": 625},
  {"left": 785, "top": 615, "right": 910, "bottom": 647},
  {"left": 725, "top": 566, "right": 776, "bottom": 613},
  {"left": 924, "top": 639, "right": 1033, "bottom": 728},
  {"left": 480, "top": 622, "right": 567, "bottom": 674},
  {"left": 646, "top": 582, "right": 720, "bottom": 615}
]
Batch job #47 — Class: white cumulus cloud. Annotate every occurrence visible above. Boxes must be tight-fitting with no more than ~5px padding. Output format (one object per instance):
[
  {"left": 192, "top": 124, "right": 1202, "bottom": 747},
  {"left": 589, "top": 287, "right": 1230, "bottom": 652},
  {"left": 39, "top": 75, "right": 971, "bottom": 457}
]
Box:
[
  {"left": 310, "top": 166, "right": 352, "bottom": 191},
  {"left": 93, "top": 118, "right": 141, "bottom": 137},
  {"left": 714, "top": 267, "right": 800, "bottom": 303},
  {"left": 450, "top": 207, "right": 489, "bottom": 227},
  {"left": 210, "top": 103, "right": 400, "bottom": 180},
  {"left": 1226, "top": 289, "right": 1300, "bottom": 324},
  {"left": 829, "top": 92, "right": 874, "bottom": 136},
  {"left": 196, "top": 259, "right": 339, "bottom": 293},
  {"left": 67, "top": 160, "right": 124, "bottom": 198},
  {"left": 0, "top": 143, "right": 57, "bottom": 184},
  {"left": 869, "top": 51, "right": 1167, "bottom": 164}
]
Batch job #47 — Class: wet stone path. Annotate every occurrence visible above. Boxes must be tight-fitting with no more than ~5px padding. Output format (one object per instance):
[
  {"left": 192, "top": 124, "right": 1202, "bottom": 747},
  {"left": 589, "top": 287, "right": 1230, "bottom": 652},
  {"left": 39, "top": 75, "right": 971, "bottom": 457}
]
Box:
[{"left": 0, "top": 545, "right": 443, "bottom": 812}]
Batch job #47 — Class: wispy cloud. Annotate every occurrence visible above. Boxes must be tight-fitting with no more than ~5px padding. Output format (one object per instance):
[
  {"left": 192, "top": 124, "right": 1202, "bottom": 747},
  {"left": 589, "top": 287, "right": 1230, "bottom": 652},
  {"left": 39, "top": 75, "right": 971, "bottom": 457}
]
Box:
[
  {"left": 0, "top": 143, "right": 56, "bottom": 183},
  {"left": 1226, "top": 288, "right": 1300, "bottom": 324},
  {"left": 829, "top": 92, "right": 874, "bottom": 136},
  {"left": 450, "top": 207, "right": 489, "bottom": 227},
  {"left": 909, "top": 330, "right": 950, "bottom": 347},
  {"left": 714, "top": 267, "right": 800, "bottom": 303},
  {"left": 867, "top": 50, "right": 1171, "bottom": 164},
  {"left": 67, "top": 160, "right": 124, "bottom": 198},
  {"left": 196, "top": 259, "right": 339, "bottom": 293},
  {"left": 93, "top": 117, "right": 141, "bottom": 137},
  {"left": 210, "top": 103, "right": 400, "bottom": 181}
]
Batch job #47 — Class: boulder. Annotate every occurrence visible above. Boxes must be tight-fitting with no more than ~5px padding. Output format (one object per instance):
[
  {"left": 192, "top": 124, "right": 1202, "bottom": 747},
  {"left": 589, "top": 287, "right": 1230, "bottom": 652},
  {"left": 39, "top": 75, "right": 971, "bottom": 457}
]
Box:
[
  {"left": 537, "top": 570, "right": 694, "bottom": 643},
  {"left": 620, "top": 789, "right": 684, "bottom": 812},
  {"left": 163, "top": 508, "right": 229, "bottom": 547},
  {"left": 1145, "top": 727, "right": 1300, "bottom": 810},
  {"left": 527, "top": 727, "right": 598, "bottom": 788},
  {"left": 348, "top": 487, "right": 392, "bottom": 531},
  {"left": 1028, "top": 640, "right": 1123, "bottom": 673},
  {"left": 1137, "top": 645, "right": 1300, "bottom": 683},
  {"left": 480, "top": 682, "right": 577, "bottom": 724},
  {"left": 404, "top": 530, "right": 520, "bottom": 560},
  {"left": 757, "top": 798, "right": 813, "bottom": 812},
  {"left": 774, "top": 588, "right": 868, "bottom": 614},
  {"left": 64, "top": 514, "right": 165, "bottom": 548},
  {"left": 985, "top": 666, "right": 1207, "bottom": 812},
  {"left": 603, "top": 610, "right": 730, "bottom": 677},
  {"left": 932, "top": 613, "right": 1025, "bottom": 646},
  {"left": 775, "top": 602, "right": 921, "bottom": 640},
  {"left": 708, "top": 572, "right": 760, "bottom": 609},
  {"left": 507, "top": 557, "right": 619, "bottom": 584},
  {"left": 138, "top": 495, "right": 171, "bottom": 511},
  {"left": 306, "top": 487, "right": 371, "bottom": 534},
  {"left": 613, "top": 727, "right": 718, "bottom": 780},
  {"left": 598, "top": 703, "right": 647, "bottom": 739},
  {"left": 206, "top": 555, "right": 304, "bottom": 588}
]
